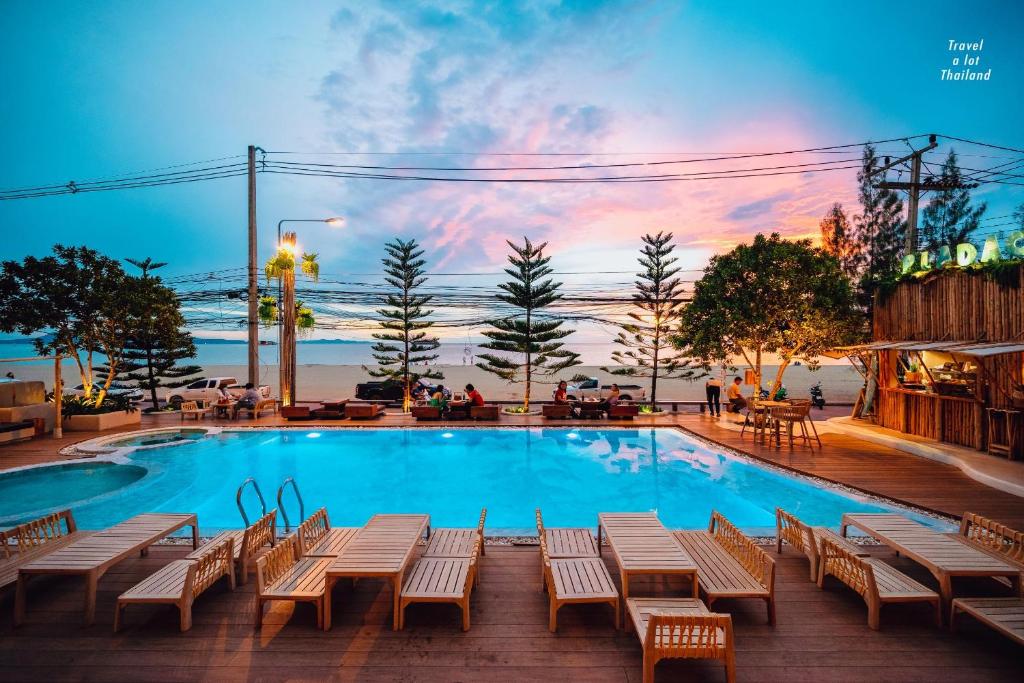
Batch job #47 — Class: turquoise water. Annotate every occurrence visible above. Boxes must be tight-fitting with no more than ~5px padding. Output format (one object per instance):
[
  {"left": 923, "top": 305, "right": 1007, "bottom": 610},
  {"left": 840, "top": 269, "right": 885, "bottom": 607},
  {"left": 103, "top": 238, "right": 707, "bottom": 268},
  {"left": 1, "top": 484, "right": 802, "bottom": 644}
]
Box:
[{"left": 0, "top": 428, "right": 949, "bottom": 534}]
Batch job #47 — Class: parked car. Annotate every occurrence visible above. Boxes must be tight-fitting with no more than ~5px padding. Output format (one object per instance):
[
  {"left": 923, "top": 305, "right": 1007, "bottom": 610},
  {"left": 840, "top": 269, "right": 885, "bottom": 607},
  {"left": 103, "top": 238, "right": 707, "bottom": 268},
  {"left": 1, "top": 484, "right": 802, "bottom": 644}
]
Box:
[
  {"left": 355, "top": 377, "right": 445, "bottom": 402},
  {"left": 565, "top": 377, "right": 645, "bottom": 402},
  {"left": 164, "top": 377, "right": 271, "bottom": 407},
  {"left": 67, "top": 383, "right": 144, "bottom": 402}
]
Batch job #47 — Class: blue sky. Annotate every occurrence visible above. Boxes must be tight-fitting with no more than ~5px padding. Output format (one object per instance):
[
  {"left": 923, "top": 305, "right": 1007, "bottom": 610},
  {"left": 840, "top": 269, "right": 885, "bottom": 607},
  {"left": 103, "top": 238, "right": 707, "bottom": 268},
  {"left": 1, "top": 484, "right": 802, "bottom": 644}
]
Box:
[{"left": 1, "top": 0, "right": 1022, "bottom": 339}]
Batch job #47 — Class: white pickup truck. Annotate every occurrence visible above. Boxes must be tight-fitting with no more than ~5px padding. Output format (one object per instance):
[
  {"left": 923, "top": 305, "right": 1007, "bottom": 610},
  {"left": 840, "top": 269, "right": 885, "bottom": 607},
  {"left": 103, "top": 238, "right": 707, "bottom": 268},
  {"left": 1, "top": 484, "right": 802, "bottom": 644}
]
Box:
[
  {"left": 165, "top": 377, "right": 271, "bottom": 407},
  {"left": 565, "top": 377, "right": 645, "bottom": 402}
]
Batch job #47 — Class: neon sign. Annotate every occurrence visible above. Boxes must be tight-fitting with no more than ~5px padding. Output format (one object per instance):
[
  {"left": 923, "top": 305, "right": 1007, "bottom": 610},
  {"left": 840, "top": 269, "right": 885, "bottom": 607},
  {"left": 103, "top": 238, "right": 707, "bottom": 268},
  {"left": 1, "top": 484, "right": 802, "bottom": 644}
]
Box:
[{"left": 901, "top": 231, "right": 1024, "bottom": 275}]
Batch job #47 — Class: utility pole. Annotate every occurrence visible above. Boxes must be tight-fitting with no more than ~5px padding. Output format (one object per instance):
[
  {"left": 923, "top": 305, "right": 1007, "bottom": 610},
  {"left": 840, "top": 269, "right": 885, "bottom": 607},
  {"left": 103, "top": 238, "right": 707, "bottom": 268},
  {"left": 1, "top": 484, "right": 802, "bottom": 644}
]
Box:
[{"left": 246, "top": 145, "right": 259, "bottom": 387}]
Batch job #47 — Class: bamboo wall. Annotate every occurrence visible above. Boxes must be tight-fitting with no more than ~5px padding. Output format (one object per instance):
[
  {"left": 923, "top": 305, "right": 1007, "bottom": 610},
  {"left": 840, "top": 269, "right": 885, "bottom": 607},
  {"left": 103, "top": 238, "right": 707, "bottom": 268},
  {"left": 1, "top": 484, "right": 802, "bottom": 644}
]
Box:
[{"left": 873, "top": 265, "right": 1023, "bottom": 454}]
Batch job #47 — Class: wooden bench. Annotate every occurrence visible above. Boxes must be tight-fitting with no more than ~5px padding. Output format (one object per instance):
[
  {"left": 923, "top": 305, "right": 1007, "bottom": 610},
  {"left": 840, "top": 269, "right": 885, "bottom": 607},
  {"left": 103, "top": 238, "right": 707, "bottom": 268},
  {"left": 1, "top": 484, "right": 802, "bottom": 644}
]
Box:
[
  {"left": 540, "top": 531, "right": 619, "bottom": 632},
  {"left": 626, "top": 597, "right": 735, "bottom": 683},
  {"left": 236, "top": 398, "right": 277, "bottom": 419},
  {"left": 817, "top": 535, "right": 941, "bottom": 629},
  {"left": 542, "top": 403, "right": 572, "bottom": 419},
  {"left": 114, "top": 536, "right": 234, "bottom": 632},
  {"left": 950, "top": 597, "right": 1024, "bottom": 646},
  {"left": 608, "top": 404, "right": 639, "bottom": 420},
  {"left": 0, "top": 510, "right": 93, "bottom": 591},
  {"left": 411, "top": 404, "right": 442, "bottom": 421},
  {"left": 673, "top": 511, "right": 776, "bottom": 624},
  {"left": 295, "top": 508, "right": 359, "bottom": 558},
  {"left": 180, "top": 400, "right": 212, "bottom": 421},
  {"left": 399, "top": 537, "right": 482, "bottom": 631},
  {"left": 345, "top": 402, "right": 385, "bottom": 419},
  {"left": 469, "top": 404, "right": 499, "bottom": 420},
  {"left": 255, "top": 536, "right": 332, "bottom": 629},
  {"left": 776, "top": 508, "right": 869, "bottom": 582},
  {"left": 955, "top": 512, "right": 1024, "bottom": 573},
  {"left": 280, "top": 405, "right": 312, "bottom": 420},
  {"left": 535, "top": 509, "right": 599, "bottom": 589},
  {"left": 188, "top": 509, "right": 276, "bottom": 585}
]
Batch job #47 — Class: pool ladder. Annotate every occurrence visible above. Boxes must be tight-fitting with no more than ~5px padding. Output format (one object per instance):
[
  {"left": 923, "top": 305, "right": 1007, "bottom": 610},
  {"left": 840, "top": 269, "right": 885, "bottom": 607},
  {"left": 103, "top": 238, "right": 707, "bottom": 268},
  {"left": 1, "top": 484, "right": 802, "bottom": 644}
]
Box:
[
  {"left": 236, "top": 477, "right": 267, "bottom": 527},
  {"left": 236, "top": 477, "right": 305, "bottom": 532}
]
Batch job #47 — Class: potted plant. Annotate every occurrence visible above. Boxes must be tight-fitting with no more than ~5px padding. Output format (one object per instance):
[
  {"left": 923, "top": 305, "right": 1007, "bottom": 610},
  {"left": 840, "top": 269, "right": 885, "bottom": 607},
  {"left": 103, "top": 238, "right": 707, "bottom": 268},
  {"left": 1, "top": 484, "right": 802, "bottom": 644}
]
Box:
[
  {"left": 904, "top": 361, "right": 922, "bottom": 384},
  {"left": 61, "top": 394, "right": 141, "bottom": 432}
]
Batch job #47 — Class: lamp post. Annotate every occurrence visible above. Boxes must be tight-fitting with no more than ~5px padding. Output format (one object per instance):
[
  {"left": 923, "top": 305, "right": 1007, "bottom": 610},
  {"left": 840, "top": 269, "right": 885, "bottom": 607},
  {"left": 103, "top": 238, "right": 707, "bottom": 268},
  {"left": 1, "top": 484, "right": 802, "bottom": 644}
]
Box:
[{"left": 273, "top": 218, "right": 344, "bottom": 406}]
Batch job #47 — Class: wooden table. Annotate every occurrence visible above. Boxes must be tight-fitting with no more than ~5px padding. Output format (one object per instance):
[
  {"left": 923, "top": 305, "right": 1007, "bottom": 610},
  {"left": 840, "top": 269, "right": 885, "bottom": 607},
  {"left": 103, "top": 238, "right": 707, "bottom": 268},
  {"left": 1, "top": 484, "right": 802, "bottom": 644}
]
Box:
[
  {"left": 15, "top": 513, "right": 199, "bottom": 625},
  {"left": 323, "top": 513, "right": 430, "bottom": 630},
  {"left": 841, "top": 513, "right": 1022, "bottom": 619},
  {"left": 597, "top": 513, "right": 699, "bottom": 619},
  {"left": 211, "top": 400, "right": 236, "bottom": 419}
]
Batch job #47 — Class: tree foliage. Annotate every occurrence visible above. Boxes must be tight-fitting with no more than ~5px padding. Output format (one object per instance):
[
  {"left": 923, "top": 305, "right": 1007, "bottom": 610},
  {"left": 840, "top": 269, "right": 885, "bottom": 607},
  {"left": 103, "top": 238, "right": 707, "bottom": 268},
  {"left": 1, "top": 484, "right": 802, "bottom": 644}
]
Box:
[
  {"left": 920, "top": 149, "right": 987, "bottom": 250},
  {"left": 819, "top": 203, "right": 862, "bottom": 283},
  {"left": 601, "top": 232, "right": 704, "bottom": 405},
  {"left": 476, "top": 237, "right": 580, "bottom": 409},
  {"left": 675, "top": 233, "right": 861, "bottom": 395},
  {"left": 853, "top": 143, "right": 906, "bottom": 313},
  {"left": 364, "top": 238, "right": 442, "bottom": 411}
]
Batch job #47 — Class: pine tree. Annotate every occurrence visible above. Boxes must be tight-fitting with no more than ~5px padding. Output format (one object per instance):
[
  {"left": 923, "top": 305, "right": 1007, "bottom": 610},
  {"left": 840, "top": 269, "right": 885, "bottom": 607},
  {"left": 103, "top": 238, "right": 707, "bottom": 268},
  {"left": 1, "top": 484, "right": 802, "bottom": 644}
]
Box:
[
  {"left": 477, "top": 238, "right": 580, "bottom": 410},
  {"left": 920, "top": 149, "right": 987, "bottom": 250},
  {"left": 819, "top": 203, "right": 862, "bottom": 282},
  {"left": 854, "top": 144, "right": 905, "bottom": 313},
  {"left": 364, "top": 238, "right": 442, "bottom": 412},
  {"left": 602, "top": 232, "right": 703, "bottom": 407}
]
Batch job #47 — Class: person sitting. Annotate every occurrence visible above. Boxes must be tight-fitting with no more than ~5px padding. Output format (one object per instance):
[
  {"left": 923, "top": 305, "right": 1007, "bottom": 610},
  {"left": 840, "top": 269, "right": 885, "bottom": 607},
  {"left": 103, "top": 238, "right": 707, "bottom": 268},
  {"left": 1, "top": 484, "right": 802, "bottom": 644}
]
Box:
[
  {"left": 606, "top": 384, "right": 621, "bottom": 407},
  {"left": 232, "top": 383, "right": 261, "bottom": 418},
  {"left": 726, "top": 377, "right": 747, "bottom": 413},
  {"left": 429, "top": 384, "right": 449, "bottom": 415},
  {"left": 553, "top": 380, "right": 569, "bottom": 404},
  {"left": 465, "top": 383, "right": 485, "bottom": 407}
]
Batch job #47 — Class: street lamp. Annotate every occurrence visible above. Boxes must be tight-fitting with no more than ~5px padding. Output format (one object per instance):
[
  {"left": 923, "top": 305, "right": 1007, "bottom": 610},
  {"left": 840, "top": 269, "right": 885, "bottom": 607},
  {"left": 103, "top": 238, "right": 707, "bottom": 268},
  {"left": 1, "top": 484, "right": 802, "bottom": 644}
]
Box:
[{"left": 272, "top": 217, "right": 345, "bottom": 406}]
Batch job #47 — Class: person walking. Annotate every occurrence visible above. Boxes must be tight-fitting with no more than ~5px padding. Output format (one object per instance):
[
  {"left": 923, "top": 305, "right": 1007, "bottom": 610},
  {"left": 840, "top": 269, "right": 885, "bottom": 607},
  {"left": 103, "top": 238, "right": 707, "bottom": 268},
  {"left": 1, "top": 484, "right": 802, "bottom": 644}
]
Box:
[{"left": 705, "top": 377, "right": 722, "bottom": 416}]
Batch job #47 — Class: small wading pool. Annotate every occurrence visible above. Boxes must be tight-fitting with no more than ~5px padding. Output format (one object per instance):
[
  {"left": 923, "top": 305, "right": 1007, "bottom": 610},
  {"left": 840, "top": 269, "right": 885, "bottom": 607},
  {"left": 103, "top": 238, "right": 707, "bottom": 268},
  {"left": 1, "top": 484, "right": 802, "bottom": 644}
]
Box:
[
  {"left": 103, "top": 429, "right": 207, "bottom": 449},
  {"left": 1, "top": 428, "right": 953, "bottom": 534}
]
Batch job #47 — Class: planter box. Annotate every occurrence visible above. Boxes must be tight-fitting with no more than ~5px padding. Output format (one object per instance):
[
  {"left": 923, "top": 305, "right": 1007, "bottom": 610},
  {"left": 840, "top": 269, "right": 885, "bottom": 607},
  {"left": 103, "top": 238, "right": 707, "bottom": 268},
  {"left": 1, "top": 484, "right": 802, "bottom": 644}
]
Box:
[{"left": 64, "top": 410, "right": 142, "bottom": 432}]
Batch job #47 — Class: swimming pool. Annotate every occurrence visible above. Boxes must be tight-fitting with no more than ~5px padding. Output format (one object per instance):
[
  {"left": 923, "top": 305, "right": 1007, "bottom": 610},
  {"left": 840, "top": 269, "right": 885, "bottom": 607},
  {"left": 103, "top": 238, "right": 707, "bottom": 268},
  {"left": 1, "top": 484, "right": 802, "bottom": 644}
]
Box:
[{"left": 1, "top": 428, "right": 951, "bottom": 534}]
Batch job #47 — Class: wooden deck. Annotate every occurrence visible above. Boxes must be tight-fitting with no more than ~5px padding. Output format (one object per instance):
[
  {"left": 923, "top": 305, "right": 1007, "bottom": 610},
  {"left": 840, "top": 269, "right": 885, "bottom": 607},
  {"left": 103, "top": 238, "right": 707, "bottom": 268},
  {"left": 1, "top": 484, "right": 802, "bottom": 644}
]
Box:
[{"left": 1, "top": 544, "right": 1021, "bottom": 681}]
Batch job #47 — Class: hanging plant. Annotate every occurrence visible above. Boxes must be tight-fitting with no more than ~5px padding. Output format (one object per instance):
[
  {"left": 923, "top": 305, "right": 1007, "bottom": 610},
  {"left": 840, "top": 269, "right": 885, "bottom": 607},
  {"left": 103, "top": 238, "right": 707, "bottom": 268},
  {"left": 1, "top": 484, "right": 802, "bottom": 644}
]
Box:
[
  {"left": 264, "top": 249, "right": 295, "bottom": 282},
  {"left": 258, "top": 296, "right": 279, "bottom": 327},
  {"left": 296, "top": 300, "right": 315, "bottom": 337},
  {"left": 301, "top": 252, "right": 320, "bottom": 282}
]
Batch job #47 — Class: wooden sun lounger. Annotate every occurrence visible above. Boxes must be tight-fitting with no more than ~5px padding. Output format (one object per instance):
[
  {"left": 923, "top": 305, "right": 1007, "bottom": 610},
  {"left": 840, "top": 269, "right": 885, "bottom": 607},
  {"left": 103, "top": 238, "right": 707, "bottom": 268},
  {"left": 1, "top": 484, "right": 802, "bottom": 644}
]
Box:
[
  {"left": 295, "top": 508, "right": 359, "bottom": 558},
  {"left": 540, "top": 531, "right": 619, "bottom": 632},
  {"left": 345, "top": 402, "right": 385, "bottom": 419},
  {"left": 15, "top": 512, "right": 199, "bottom": 626},
  {"left": 400, "top": 537, "right": 482, "bottom": 630},
  {"left": 188, "top": 509, "right": 276, "bottom": 585},
  {"left": 180, "top": 400, "right": 212, "bottom": 421},
  {"left": 598, "top": 512, "right": 700, "bottom": 623},
  {"left": 841, "top": 513, "right": 1022, "bottom": 619},
  {"left": 0, "top": 510, "right": 93, "bottom": 591},
  {"left": 818, "top": 534, "right": 941, "bottom": 629},
  {"left": 955, "top": 512, "right": 1024, "bottom": 573},
  {"left": 776, "top": 508, "right": 868, "bottom": 582},
  {"left": 324, "top": 513, "right": 431, "bottom": 630},
  {"left": 255, "top": 536, "right": 332, "bottom": 629},
  {"left": 673, "top": 511, "right": 776, "bottom": 625},
  {"left": 950, "top": 597, "right": 1024, "bottom": 646},
  {"left": 535, "top": 508, "right": 599, "bottom": 588},
  {"left": 424, "top": 508, "right": 486, "bottom": 585},
  {"left": 115, "top": 536, "right": 234, "bottom": 632},
  {"left": 626, "top": 597, "right": 735, "bottom": 683}
]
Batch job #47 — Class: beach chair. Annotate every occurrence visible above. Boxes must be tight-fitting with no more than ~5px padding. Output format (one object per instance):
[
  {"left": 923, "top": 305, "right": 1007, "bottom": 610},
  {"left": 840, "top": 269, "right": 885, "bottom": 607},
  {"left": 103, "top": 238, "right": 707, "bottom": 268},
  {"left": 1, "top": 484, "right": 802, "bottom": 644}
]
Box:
[
  {"left": 673, "top": 511, "right": 776, "bottom": 624},
  {"left": 535, "top": 508, "right": 599, "bottom": 588},
  {"left": 114, "top": 536, "right": 234, "bottom": 632},
  {"left": 817, "top": 535, "right": 941, "bottom": 629},
  {"left": 295, "top": 508, "right": 359, "bottom": 558},
  {"left": 424, "top": 508, "right": 487, "bottom": 585},
  {"left": 188, "top": 509, "right": 276, "bottom": 585},
  {"left": 255, "top": 536, "right": 332, "bottom": 629},
  {"left": 626, "top": 597, "right": 736, "bottom": 683},
  {"left": 0, "top": 510, "right": 93, "bottom": 590},
  {"left": 399, "top": 537, "right": 482, "bottom": 630},
  {"left": 180, "top": 400, "right": 211, "bottom": 421},
  {"left": 951, "top": 597, "right": 1024, "bottom": 647},
  {"left": 775, "top": 508, "right": 868, "bottom": 581},
  {"left": 540, "top": 531, "right": 619, "bottom": 632}
]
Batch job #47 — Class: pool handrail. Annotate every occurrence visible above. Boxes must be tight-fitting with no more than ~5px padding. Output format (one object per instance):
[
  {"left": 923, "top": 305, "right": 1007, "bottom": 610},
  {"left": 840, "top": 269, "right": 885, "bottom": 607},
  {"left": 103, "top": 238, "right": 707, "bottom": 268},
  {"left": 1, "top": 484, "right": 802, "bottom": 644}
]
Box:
[
  {"left": 277, "top": 477, "right": 306, "bottom": 533},
  {"left": 236, "top": 477, "right": 267, "bottom": 527}
]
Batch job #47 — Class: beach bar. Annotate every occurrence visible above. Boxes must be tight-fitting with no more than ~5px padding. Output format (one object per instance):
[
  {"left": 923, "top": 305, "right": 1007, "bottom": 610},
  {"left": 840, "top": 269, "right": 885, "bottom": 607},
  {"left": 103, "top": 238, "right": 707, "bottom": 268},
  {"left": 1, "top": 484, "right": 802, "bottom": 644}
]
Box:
[{"left": 853, "top": 264, "right": 1024, "bottom": 458}]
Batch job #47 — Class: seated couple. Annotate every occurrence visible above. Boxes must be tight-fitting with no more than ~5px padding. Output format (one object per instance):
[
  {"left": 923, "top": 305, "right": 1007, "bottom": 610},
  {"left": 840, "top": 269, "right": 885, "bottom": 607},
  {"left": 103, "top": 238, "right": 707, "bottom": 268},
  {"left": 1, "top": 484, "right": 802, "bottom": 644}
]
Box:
[
  {"left": 552, "top": 381, "right": 622, "bottom": 411},
  {"left": 427, "top": 384, "right": 485, "bottom": 414}
]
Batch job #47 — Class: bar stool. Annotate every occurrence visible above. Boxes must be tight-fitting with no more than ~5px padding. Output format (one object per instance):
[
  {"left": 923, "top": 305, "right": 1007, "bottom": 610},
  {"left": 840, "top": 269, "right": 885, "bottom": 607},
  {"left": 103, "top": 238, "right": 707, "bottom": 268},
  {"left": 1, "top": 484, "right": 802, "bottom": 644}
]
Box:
[{"left": 987, "top": 408, "right": 1021, "bottom": 460}]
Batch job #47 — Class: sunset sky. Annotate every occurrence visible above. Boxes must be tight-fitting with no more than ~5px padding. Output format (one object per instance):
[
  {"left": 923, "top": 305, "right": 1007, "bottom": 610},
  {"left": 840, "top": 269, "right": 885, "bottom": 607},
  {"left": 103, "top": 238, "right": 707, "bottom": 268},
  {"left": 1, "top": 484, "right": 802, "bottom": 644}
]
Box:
[{"left": 1, "top": 1, "right": 1022, "bottom": 340}]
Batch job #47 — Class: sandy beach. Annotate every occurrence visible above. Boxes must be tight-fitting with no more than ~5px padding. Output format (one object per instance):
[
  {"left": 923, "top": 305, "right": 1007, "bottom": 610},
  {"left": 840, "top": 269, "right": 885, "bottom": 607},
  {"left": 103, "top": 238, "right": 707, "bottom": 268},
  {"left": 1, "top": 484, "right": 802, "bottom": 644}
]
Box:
[{"left": 1, "top": 361, "right": 864, "bottom": 404}]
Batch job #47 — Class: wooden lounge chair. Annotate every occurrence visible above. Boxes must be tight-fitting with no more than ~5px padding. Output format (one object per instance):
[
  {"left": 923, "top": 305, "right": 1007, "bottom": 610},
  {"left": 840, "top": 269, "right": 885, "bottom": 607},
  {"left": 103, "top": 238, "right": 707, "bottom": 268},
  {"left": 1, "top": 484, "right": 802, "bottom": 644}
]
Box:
[
  {"left": 955, "top": 512, "right": 1024, "bottom": 572},
  {"left": 295, "top": 508, "right": 359, "bottom": 558},
  {"left": 626, "top": 597, "right": 735, "bottom": 683},
  {"left": 236, "top": 399, "right": 277, "bottom": 419},
  {"left": 608, "top": 404, "right": 639, "bottom": 420},
  {"left": 0, "top": 510, "right": 93, "bottom": 590},
  {"left": 114, "top": 536, "right": 234, "bottom": 632},
  {"left": 540, "top": 531, "right": 619, "bottom": 632},
  {"left": 411, "top": 404, "right": 442, "bottom": 421},
  {"left": 469, "top": 404, "right": 500, "bottom": 420},
  {"left": 345, "top": 402, "right": 385, "bottom": 419},
  {"left": 399, "top": 537, "right": 482, "bottom": 630},
  {"left": 180, "top": 400, "right": 212, "bottom": 421},
  {"left": 776, "top": 508, "right": 869, "bottom": 581},
  {"left": 535, "top": 508, "right": 599, "bottom": 588},
  {"left": 817, "top": 534, "right": 941, "bottom": 629},
  {"left": 280, "top": 405, "right": 312, "bottom": 420},
  {"left": 255, "top": 536, "right": 332, "bottom": 629},
  {"left": 673, "top": 511, "right": 776, "bottom": 624},
  {"left": 950, "top": 597, "right": 1024, "bottom": 646},
  {"left": 188, "top": 509, "right": 276, "bottom": 585},
  {"left": 424, "top": 508, "right": 487, "bottom": 585},
  {"left": 542, "top": 403, "right": 572, "bottom": 419}
]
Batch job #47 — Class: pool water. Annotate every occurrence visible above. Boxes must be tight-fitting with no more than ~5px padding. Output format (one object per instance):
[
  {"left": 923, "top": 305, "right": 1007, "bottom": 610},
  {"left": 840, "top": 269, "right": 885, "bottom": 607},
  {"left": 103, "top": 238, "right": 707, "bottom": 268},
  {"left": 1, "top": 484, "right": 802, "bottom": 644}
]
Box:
[
  {"left": 0, "top": 428, "right": 950, "bottom": 534},
  {"left": 105, "top": 429, "right": 206, "bottom": 448},
  {"left": 0, "top": 462, "right": 147, "bottom": 520}
]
